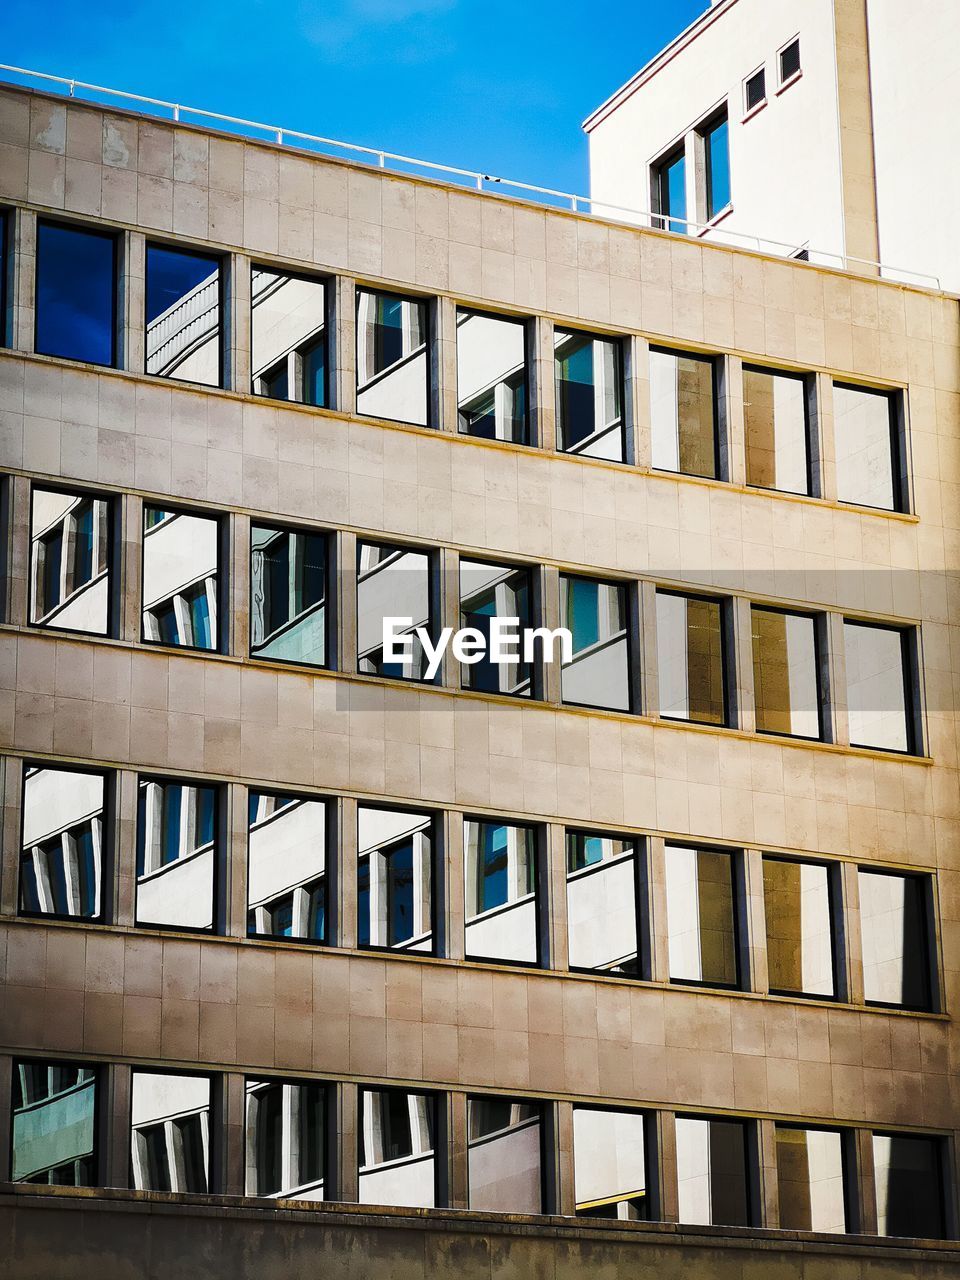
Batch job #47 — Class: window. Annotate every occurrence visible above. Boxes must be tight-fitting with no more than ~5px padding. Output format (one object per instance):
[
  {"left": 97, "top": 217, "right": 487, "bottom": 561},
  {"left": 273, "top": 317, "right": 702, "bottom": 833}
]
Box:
[
  {"left": 20, "top": 765, "right": 105, "bottom": 921},
  {"left": 142, "top": 506, "right": 220, "bottom": 651},
  {"left": 251, "top": 267, "right": 326, "bottom": 406},
  {"left": 573, "top": 1107, "right": 650, "bottom": 1220},
  {"left": 843, "top": 621, "right": 915, "bottom": 752},
  {"left": 0, "top": 210, "right": 9, "bottom": 348},
  {"left": 35, "top": 220, "right": 116, "bottom": 367},
  {"left": 11, "top": 1060, "right": 97, "bottom": 1186},
  {"left": 665, "top": 844, "right": 739, "bottom": 987},
  {"left": 656, "top": 591, "right": 728, "bottom": 725},
  {"left": 873, "top": 1133, "right": 945, "bottom": 1239},
  {"left": 468, "top": 1097, "right": 542, "bottom": 1214},
  {"left": 780, "top": 38, "right": 801, "bottom": 84},
  {"left": 675, "top": 1116, "right": 750, "bottom": 1226},
  {"left": 30, "top": 486, "right": 111, "bottom": 634},
  {"left": 359, "top": 1088, "right": 437, "bottom": 1208},
  {"left": 250, "top": 524, "right": 327, "bottom": 666},
  {"left": 460, "top": 559, "right": 535, "bottom": 697},
  {"left": 555, "top": 329, "right": 624, "bottom": 460},
  {"left": 776, "top": 1126, "right": 847, "bottom": 1233},
  {"left": 560, "top": 575, "right": 631, "bottom": 712},
  {"left": 131, "top": 1071, "right": 210, "bottom": 1194},
  {"left": 743, "top": 366, "right": 811, "bottom": 494},
  {"left": 247, "top": 792, "right": 327, "bottom": 943},
  {"left": 457, "top": 309, "right": 529, "bottom": 443},
  {"left": 136, "top": 778, "right": 217, "bottom": 931},
  {"left": 833, "top": 384, "right": 903, "bottom": 511},
  {"left": 653, "top": 145, "right": 686, "bottom": 234},
  {"left": 358, "top": 805, "right": 433, "bottom": 951},
  {"left": 752, "top": 607, "right": 822, "bottom": 739},
  {"left": 649, "top": 347, "right": 719, "bottom": 477},
  {"left": 357, "top": 541, "right": 433, "bottom": 680},
  {"left": 859, "top": 869, "right": 932, "bottom": 1009},
  {"left": 744, "top": 67, "right": 766, "bottom": 114},
  {"left": 146, "top": 244, "right": 221, "bottom": 386},
  {"left": 700, "top": 110, "right": 730, "bottom": 220},
  {"left": 356, "top": 287, "right": 429, "bottom": 426},
  {"left": 567, "top": 832, "right": 640, "bottom": 975},
  {"left": 245, "top": 1079, "right": 326, "bottom": 1200},
  {"left": 464, "top": 819, "right": 538, "bottom": 965},
  {"left": 763, "top": 857, "right": 836, "bottom": 998}
]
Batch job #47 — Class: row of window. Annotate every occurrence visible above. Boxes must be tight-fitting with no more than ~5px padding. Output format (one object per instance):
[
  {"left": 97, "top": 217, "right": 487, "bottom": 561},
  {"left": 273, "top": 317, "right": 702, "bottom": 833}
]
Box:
[
  {"left": 0, "top": 212, "right": 909, "bottom": 511},
  {"left": 25, "top": 484, "right": 923, "bottom": 753},
  {"left": 10, "top": 1057, "right": 949, "bottom": 1240},
  {"left": 18, "top": 761, "right": 938, "bottom": 1011}
]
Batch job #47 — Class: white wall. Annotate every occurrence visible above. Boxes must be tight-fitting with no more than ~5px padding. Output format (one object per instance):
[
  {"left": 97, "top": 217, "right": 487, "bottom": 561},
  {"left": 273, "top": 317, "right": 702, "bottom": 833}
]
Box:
[{"left": 468, "top": 1120, "right": 541, "bottom": 1214}]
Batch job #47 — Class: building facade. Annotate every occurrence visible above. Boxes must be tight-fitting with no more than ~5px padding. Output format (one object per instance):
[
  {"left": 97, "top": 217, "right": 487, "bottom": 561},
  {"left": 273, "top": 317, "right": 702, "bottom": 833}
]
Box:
[{"left": 0, "top": 68, "right": 959, "bottom": 1278}]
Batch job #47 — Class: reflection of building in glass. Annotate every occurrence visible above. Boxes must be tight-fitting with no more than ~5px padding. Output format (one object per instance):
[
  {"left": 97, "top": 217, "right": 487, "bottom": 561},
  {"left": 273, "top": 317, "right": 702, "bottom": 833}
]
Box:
[
  {"left": 358, "top": 806, "right": 432, "bottom": 950},
  {"left": 30, "top": 488, "right": 110, "bottom": 633},
  {"left": 131, "top": 1072, "right": 210, "bottom": 1194},
  {"left": 142, "top": 507, "right": 219, "bottom": 651},
  {"left": 245, "top": 1079, "right": 325, "bottom": 1199},
  {"left": 247, "top": 793, "right": 326, "bottom": 941},
  {"left": 457, "top": 310, "right": 527, "bottom": 443},
  {"left": 468, "top": 1097, "right": 542, "bottom": 1213},
  {"left": 359, "top": 1088, "right": 436, "bottom": 1207},
  {"left": 145, "top": 245, "right": 221, "bottom": 386},
  {"left": 356, "top": 288, "right": 429, "bottom": 426},
  {"left": 459, "top": 560, "right": 533, "bottom": 696},
  {"left": 136, "top": 778, "right": 217, "bottom": 931},
  {"left": 11, "top": 1061, "right": 97, "bottom": 1186},
  {"left": 464, "top": 819, "right": 537, "bottom": 964},
  {"left": 356, "top": 542, "right": 432, "bottom": 680},
  {"left": 250, "top": 524, "right": 326, "bottom": 666},
  {"left": 20, "top": 766, "right": 104, "bottom": 919},
  {"left": 251, "top": 269, "right": 326, "bottom": 405}
]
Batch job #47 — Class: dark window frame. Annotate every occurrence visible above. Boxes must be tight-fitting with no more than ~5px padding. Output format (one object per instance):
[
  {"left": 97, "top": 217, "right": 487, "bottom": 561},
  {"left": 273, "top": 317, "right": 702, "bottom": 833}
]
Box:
[
  {"left": 655, "top": 587, "right": 733, "bottom": 728},
  {"left": 128, "top": 1066, "right": 215, "bottom": 1194},
  {"left": 843, "top": 617, "right": 920, "bottom": 756},
  {"left": 761, "top": 852, "right": 841, "bottom": 1001},
  {"left": 34, "top": 216, "right": 120, "bottom": 369},
  {"left": 140, "top": 501, "right": 226, "bottom": 655},
  {"left": 674, "top": 1112, "right": 757, "bottom": 1227},
  {"left": 355, "top": 284, "right": 433, "bottom": 429},
  {"left": 779, "top": 37, "right": 802, "bottom": 86},
  {"left": 698, "top": 107, "right": 731, "bottom": 222},
  {"left": 665, "top": 841, "right": 745, "bottom": 992},
  {"left": 649, "top": 345, "right": 723, "bottom": 481},
  {"left": 248, "top": 518, "right": 332, "bottom": 671},
  {"left": 466, "top": 1093, "right": 547, "bottom": 1215},
  {"left": 357, "top": 1084, "right": 442, "bottom": 1207},
  {"left": 858, "top": 865, "right": 937, "bottom": 1013},
  {"left": 250, "top": 261, "right": 331, "bottom": 408},
  {"left": 356, "top": 801, "right": 439, "bottom": 957},
  {"left": 833, "top": 381, "right": 907, "bottom": 514},
  {"left": 458, "top": 556, "right": 540, "bottom": 701},
  {"left": 742, "top": 363, "right": 816, "bottom": 497},
  {"left": 456, "top": 305, "right": 532, "bottom": 447},
  {"left": 571, "top": 1102, "right": 656, "bottom": 1221},
  {"left": 133, "top": 773, "right": 222, "bottom": 935},
  {"left": 243, "top": 1073, "right": 331, "bottom": 1200},
  {"left": 744, "top": 67, "right": 767, "bottom": 115},
  {"left": 554, "top": 325, "right": 627, "bottom": 462},
  {"left": 564, "top": 828, "right": 648, "bottom": 980},
  {"left": 871, "top": 1129, "right": 948, "bottom": 1240},
  {"left": 750, "top": 603, "right": 826, "bottom": 742},
  {"left": 463, "top": 816, "right": 544, "bottom": 969},
  {"left": 144, "top": 240, "right": 225, "bottom": 389},
  {"left": 559, "top": 571, "right": 635, "bottom": 714},
  {"left": 10, "top": 1057, "right": 101, "bottom": 1187},
  {"left": 652, "top": 143, "right": 687, "bottom": 234},
  {"left": 774, "top": 1120, "right": 853, "bottom": 1233},
  {"left": 0, "top": 209, "right": 10, "bottom": 349},
  {"left": 356, "top": 536, "right": 440, "bottom": 686},
  {"left": 27, "top": 481, "right": 118, "bottom": 640},
  {"left": 245, "top": 788, "right": 332, "bottom": 947}
]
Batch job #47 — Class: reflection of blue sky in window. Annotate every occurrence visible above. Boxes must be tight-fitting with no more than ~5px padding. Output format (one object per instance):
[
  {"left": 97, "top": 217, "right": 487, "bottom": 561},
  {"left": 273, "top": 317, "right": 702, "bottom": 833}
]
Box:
[
  {"left": 146, "top": 246, "right": 218, "bottom": 323},
  {"left": 36, "top": 222, "right": 115, "bottom": 366}
]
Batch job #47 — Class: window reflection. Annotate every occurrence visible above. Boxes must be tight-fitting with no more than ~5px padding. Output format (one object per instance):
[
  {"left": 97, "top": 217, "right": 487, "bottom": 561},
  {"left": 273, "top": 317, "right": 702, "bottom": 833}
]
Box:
[
  {"left": 31, "top": 487, "right": 111, "bottom": 635},
  {"left": 246, "top": 1079, "right": 325, "bottom": 1200},
  {"left": 763, "top": 857, "right": 835, "bottom": 998},
  {"left": 566, "top": 833, "right": 639, "bottom": 974},
  {"left": 555, "top": 329, "right": 624, "bottom": 460},
  {"left": 752, "top": 607, "right": 821, "bottom": 739},
  {"left": 834, "top": 384, "right": 901, "bottom": 511},
  {"left": 11, "top": 1060, "right": 97, "bottom": 1185},
  {"left": 359, "top": 1087, "right": 436, "bottom": 1208},
  {"left": 357, "top": 541, "right": 433, "bottom": 680},
  {"left": 843, "top": 621, "right": 912, "bottom": 752},
  {"left": 653, "top": 147, "right": 686, "bottom": 234},
  {"left": 460, "top": 559, "right": 534, "bottom": 696},
  {"left": 356, "top": 287, "right": 429, "bottom": 426},
  {"left": 250, "top": 524, "right": 326, "bottom": 666},
  {"left": 650, "top": 348, "right": 718, "bottom": 476},
  {"left": 251, "top": 267, "right": 326, "bottom": 406},
  {"left": 873, "top": 1133, "right": 944, "bottom": 1239},
  {"left": 20, "top": 765, "right": 105, "bottom": 920},
  {"left": 859, "top": 869, "right": 931, "bottom": 1009},
  {"left": 358, "top": 805, "right": 432, "bottom": 951},
  {"left": 131, "top": 1071, "right": 210, "bottom": 1193},
  {"left": 744, "top": 366, "right": 810, "bottom": 494},
  {"left": 247, "top": 792, "right": 326, "bottom": 942},
  {"left": 675, "top": 1115, "right": 750, "bottom": 1226},
  {"left": 0, "top": 211, "right": 8, "bottom": 348},
  {"left": 701, "top": 110, "right": 730, "bottom": 220},
  {"left": 776, "top": 1126, "right": 847, "bottom": 1232},
  {"left": 657, "top": 591, "right": 727, "bottom": 724},
  {"left": 457, "top": 309, "right": 528, "bottom": 444},
  {"left": 142, "top": 506, "right": 220, "bottom": 652},
  {"left": 146, "top": 244, "right": 221, "bottom": 386},
  {"left": 464, "top": 819, "right": 538, "bottom": 964},
  {"left": 666, "top": 844, "right": 739, "bottom": 987},
  {"left": 468, "top": 1096, "right": 542, "bottom": 1213},
  {"left": 573, "top": 1107, "right": 649, "bottom": 1220},
  {"left": 560, "top": 575, "right": 631, "bottom": 711},
  {"left": 36, "top": 221, "right": 116, "bottom": 367},
  {"left": 136, "top": 778, "right": 217, "bottom": 930}
]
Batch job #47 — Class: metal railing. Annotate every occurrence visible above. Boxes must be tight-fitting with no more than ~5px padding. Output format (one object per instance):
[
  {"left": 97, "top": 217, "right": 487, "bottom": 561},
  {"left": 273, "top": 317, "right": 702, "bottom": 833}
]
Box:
[{"left": 0, "top": 63, "right": 941, "bottom": 290}]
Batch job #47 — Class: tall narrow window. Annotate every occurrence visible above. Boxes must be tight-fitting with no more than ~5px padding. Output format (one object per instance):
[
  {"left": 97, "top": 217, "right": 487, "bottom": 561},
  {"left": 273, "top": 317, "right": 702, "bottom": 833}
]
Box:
[
  {"left": 30, "top": 486, "right": 111, "bottom": 634},
  {"left": 567, "top": 831, "right": 640, "bottom": 975},
  {"left": 146, "top": 244, "right": 221, "bottom": 386},
  {"left": 0, "top": 210, "right": 9, "bottom": 348},
  {"left": 20, "top": 765, "right": 105, "bottom": 921},
  {"left": 833, "top": 384, "right": 903, "bottom": 511},
  {"left": 573, "top": 1107, "right": 650, "bottom": 1219},
  {"left": 873, "top": 1133, "right": 945, "bottom": 1239},
  {"left": 468, "top": 1097, "right": 542, "bottom": 1214},
  {"left": 555, "top": 329, "right": 624, "bottom": 460},
  {"left": 743, "top": 366, "right": 811, "bottom": 494},
  {"left": 653, "top": 146, "right": 686, "bottom": 234},
  {"left": 560, "top": 574, "right": 631, "bottom": 711},
  {"left": 780, "top": 38, "right": 801, "bottom": 84},
  {"left": 356, "top": 287, "right": 429, "bottom": 426},
  {"left": 245, "top": 1079, "right": 326, "bottom": 1200},
  {"left": 859, "top": 869, "right": 932, "bottom": 1010},
  {"left": 359, "top": 1088, "right": 437, "bottom": 1208},
  {"left": 11, "top": 1060, "right": 98, "bottom": 1186},
  {"left": 700, "top": 110, "right": 730, "bottom": 220},
  {"left": 675, "top": 1116, "right": 750, "bottom": 1226},
  {"left": 357, "top": 541, "right": 433, "bottom": 680},
  {"left": 744, "top": 67, "right": 766, "bottom": 113},
  {"left": 142, "top": 506, "right": 220, "bottom": 652},
  {"left": 250, "top": 524, "right": 327, "bottom": 666},
  {"left": 776, "top": 1126, "right": 847, "bottom": 1233},
  {"left": 247, "top": 793, "right": 327, "bottom": 943},
  {"left": 666, "top": 844, "right": 739, "bottom": 987},
  {"left": 763, "top": 856, "right": 836, "bottom": 998},
  {"left": 649, "top": 347, "right": 719, "bottom": 477},
  {"left": 657, "top": 591, "right": 728, "bottom": 725},
  {"left": 457, "top": 309, "right": 529, "bottom": 443},
  {"left": 136, "top": 777, "right": 217, "bottom": 931},
  {"left": 358, "top": 805, "right": 433, "bottom": 951},
  {"left": 131, "top": 1071, "right": 211, "bottom": 1194},
  {"left": 752, "top": 607, "right": 822, "bottom": 739},
  {"left": 36, "top": 220, "right": 116, "bottom": 367},
  {"left": 844, "top": 621, "right": 914, "bottom": 752},
  {"left": 464, "top": 818, "right": 538, "bottom": 965},
  {"left": 251, "top": 267, "right": 327, "bottom": 406},
  {"left": 460, "top": 559, "right": 535, "bottom": 697}
]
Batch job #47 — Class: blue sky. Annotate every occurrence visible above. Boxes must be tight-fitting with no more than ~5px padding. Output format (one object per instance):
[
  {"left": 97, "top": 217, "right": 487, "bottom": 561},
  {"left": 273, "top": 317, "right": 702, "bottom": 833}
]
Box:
[{"left": 4, "top": 0, "right": 705, "bottom": 194}]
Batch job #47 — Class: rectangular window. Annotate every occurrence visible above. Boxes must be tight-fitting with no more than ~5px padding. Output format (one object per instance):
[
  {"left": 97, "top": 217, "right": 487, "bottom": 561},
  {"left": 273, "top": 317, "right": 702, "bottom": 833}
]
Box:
[
  {"left": 743, "top": 366, "right": 811, "bottom": 494},
  {"left": 656, "top": 591, "right": 728, "bottom": 725},
  {"left": 30, "top": 486, "right": 111, "bottom": 634},
  {"left": 358, "top": 805, "right": 433, "bottom": 951},
  {"left": 573, "top": 1107, "right": 649, "bottom": 1220},
  {"left": 20, "top": 765, "right": 105, "bottom": 921},
  {"left": 701, "top": 110, "right": 730, "bottom": 220},
  {"left": 752, "top": 607, "right": 822, "bottom": 739},
  {"left": 250, "top": 523, "right": 327, "bottom": 666},
  {"left": 136, "top": 777, "right": 217, "bottom": 931},
  {"left": 649, "top": 347, "right": 719, "bottom": 477},
  {"left": 776, "top": 1126, "right": 847, "bottom": 1232},
  {"left": 833, "top": 384, "right": 903, "bottom": 511},
  {"left": 653, "top": 146, "right": 686, "bottom": 234},
  {"left": 356, "top": 287, "right": 429, "bottom": 426},
  {"left": 359, "top": 1087, "right": 437, "bottom": 1208},
  {"left": 675, "top": 1115, "right": 750, "bottom": 1226},
  {"left": 780, "top": 38, "right": 801, "bottom": 84},
  {"left": 145, "top": 244, "right": 222, "bottom": 386},
  {"left": 468, "top": 1096, "right": 542, "bottom": 1214},
  {"left": 555, "top": 328, "right": 624, "bottom": 461},
  {"left": 859, "top": 869, "right": 932, "bottom": 1009},
  {"left": 357, "top": 540, "right": 433, "bottom": 680},
  {"left": 0, "top": 210, "right": 8, "bottom": 348},
  {"left": 666, "top": 844, "right": 739, "bottom": 987},
  {"left": 560, "top": 574, "right": 631, "bottom": 711},
  {"left": 763, "top": 856, "right": 836, "bottom": 998},
  {"left": 247, "top": 792, "right": 327, "bottom": 943},
  {"left": 464, "top": 818, "right": 538, "bottom": 965},
  {"left": 131, "top": 1071, "right": 210, "bottom": 1194},
  {"left": 567, "top": 832, "right": 640, "bottom": 975},
  {"left": 873, "top": 1133, "right": 945, "bottom": 1239},
  {"left": 457, "top": 308, "right": 529, "bottom": 444},
  {"left": 744, "top": 67, "right": 766, "bottom": 113},
  {"left": 142, "top": 506, "right": 220, "bottom": 652},
  {"left": 460, "top": 559, "right": 535, "bottom": 697},
  {"left": 11, "top": 1060, "right": 97, "bottom": 1186},
  {"left": 844, "top": 620, "right": 915, "bottom": 752},
  {"left": 251, "top": 267, "right": 326, "bottom": 406},
  {"left": 36, "top": 220, "right": 117, "bottom": 367},
  {"left": 245, "top": 1079, "right": 326, "bottom": 1200}
]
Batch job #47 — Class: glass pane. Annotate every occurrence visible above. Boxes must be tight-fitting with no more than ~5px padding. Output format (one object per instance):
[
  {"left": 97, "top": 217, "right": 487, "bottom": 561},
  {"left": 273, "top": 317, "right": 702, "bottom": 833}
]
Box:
[
  {"left": 20, "top": 766, "right": 104, "bottom": 920},
  {"left": 460, "top": 559, "right": 534, "bottom": 696},
  {"left": 781, "top": 39, "right": 801, "bottom": 81},
  {"left": 566, "top": 834, "right": 639, "bottom": 974},
  {"left": 763, "top": 858, "right": 835, "bottom": 997},
  {"left": 859, "top": 870, "right": 930, "bottom": 1008},
  {"left": 744, "top": 367, "right": 809, "bottom": 493},
  {"left": 145, "top": 245, "right": 221, "bottom": 386},
  {"left": 844, "top": 622, "right": 910, "bottom": 751},
  {"left": 573, "top": 1108, "right": 648, "bottom": 1219},
  {"left": 358, "top": 805, "right": 432, "bottom": 951},
  {"left": 704, "top": 116, "right": 730, "bottom": 219},
  {"left": 746, "top": 69, "right": 766, "bottom": 111},
  {"left": 357, "top": 541, "right": 433, "bottom": 680},
  {"left": 666, "top": 844, "right": 738, "bottom": 986},
  {"left": 657, "top": 150, "right": 686, "bottom": 233},
  {"left": 561, "top": 576, "right": 630, "bottom": 711},
  {"left": 356, "top": 288, "right": 429, "bottom": 426},
  {"left": 675, "top": 1116, "right": 749, "bottom": 1226},
  {"left": 131, "top": 1072, "right": 210, "bottom": 1193},
  {"left": 248, "top": 793, "right": 327, "bottom": 942},
  {"left": 649, "top": 349, "right": 717, "bottom": 476},
  {"left": 136, "top": 779, "right": 217, "bottom": 930},
  {"left": 251, "top": 268, "right": 326, "bottom": 406},
  {"left": 142, "top": 506, "right": 219, "bottom": 651},
  {"left": 250, "top": 524, "right": 326, "bottom": 666},
  {"left": 752, "top": 608, "right": 821, "bottom": 738},
  {"left": 464, "top": 819, "right": 537, "bottom": 964},
  {"left": 657, "top": 593, "right": 726, "bottom": 724},
  {"left": 776, "top": 1127, "right": 846, "bottom": 1232},
  {"left": 457, "top": 310, "right": 528, "bottom": 443},
  {"left": 36, "top": 222, "right": 115, "bottom": 366},
  {"left": 245, "top": 1080, "right": 325, "bottom": 1200},
  {"left": 12, "top": 1060, "right": 96, "bottom": 1185},
  {"left": 873, "top": 1134, "right": 944, "bottom": 1238},
  {"left": 359, "top": 1088, "right": 436, "bottom": 1208},
  {"left": 834, "top": 384, "right": 899, "bottom": 510},
  {"left": 555, "top": 329, "right": 624, "bottom": 460},
  {"left": 468, "top": 1097, "right": 541, "bottom": 1213}
]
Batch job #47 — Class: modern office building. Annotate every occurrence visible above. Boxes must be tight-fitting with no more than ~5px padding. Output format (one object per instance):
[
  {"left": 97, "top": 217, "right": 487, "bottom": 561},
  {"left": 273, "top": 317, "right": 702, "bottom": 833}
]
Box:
[{"left": 0, "top": 22, "right": 959, "bottom": 1276}]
